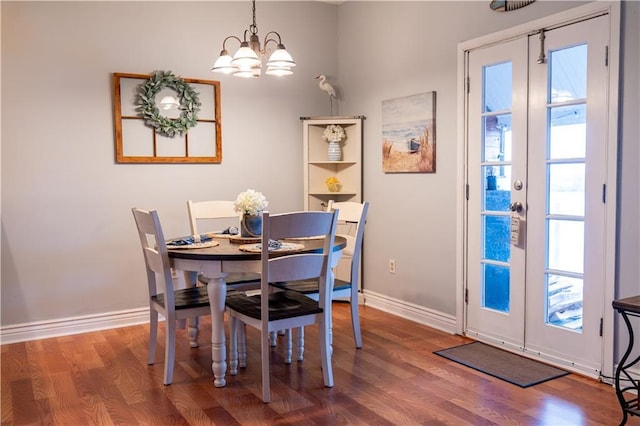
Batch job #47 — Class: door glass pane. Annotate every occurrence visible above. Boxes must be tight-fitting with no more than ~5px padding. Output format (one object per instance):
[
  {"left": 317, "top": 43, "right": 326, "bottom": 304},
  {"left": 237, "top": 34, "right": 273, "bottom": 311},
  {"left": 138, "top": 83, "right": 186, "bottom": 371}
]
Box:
[
  {"left": 484, "top": 215, "right": 510, "bottom": 262},
  {"left": 548, "top": 219, "right": 584, "bottom": 274},
  {"left": 550, "top": 44, "right": 587, "bottom": 102},
  {"left": 483, "top": 114, "right": 512, "bottom": 161},
  {"left": 549, "top": 163, "right": 585, "bottom": 216},
  {"left": 485, "top": 176, "right": 511, "bottom": 210},
  {"left": 484, "top": 62, "right": 512, "bottom": 112},
  {"left": 484, "top": 166, "right": 511, "bottom": 210},
  {"left": 482, "top": 263, "right": 510, "bottom": 312},
  {"left": 547, "top": 274, "right": 583, "bottom": 331},
  {"left": 549, "top": 104, "right": 586, "bottom": 159}
]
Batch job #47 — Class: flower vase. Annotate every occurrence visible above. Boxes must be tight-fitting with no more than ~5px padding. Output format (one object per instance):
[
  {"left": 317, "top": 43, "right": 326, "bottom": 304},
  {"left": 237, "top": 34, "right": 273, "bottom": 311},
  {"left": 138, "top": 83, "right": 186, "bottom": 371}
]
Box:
[
  {"left": 327, "top": 140, "right": 342, "bottom": 161},
  {"left": 240, "top": 214, "right": 262, "bottom": 237}
]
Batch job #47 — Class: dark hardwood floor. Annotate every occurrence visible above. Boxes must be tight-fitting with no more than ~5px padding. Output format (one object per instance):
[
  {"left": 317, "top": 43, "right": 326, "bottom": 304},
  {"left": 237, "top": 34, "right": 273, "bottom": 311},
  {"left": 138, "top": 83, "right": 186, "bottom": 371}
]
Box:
[{"left": 2, "top": 303, "right": 636, "bottom": 425}]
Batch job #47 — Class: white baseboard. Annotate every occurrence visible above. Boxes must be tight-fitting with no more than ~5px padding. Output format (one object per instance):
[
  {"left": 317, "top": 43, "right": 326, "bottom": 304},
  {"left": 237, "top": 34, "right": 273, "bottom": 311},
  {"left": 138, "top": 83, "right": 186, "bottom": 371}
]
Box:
[
  {"left": 0, "top": 308, "right": 150, "bottom": 344},
  {"left": 363, "top": 290, "right": 457, "bottom": 334},
  {"left": 2, "top": 292, "right": 457, "bottom": 345}
]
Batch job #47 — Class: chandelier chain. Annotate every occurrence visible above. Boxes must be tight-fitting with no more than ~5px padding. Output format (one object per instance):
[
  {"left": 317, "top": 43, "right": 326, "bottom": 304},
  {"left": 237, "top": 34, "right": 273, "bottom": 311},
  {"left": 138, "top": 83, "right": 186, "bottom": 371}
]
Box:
[{"left": 250, "top": 0, "right": 258, "bottom": 36}]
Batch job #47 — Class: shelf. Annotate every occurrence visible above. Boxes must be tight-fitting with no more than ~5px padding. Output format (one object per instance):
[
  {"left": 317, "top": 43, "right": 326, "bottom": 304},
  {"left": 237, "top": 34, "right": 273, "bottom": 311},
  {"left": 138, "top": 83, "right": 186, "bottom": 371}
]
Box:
[
  {"left": 300, "top": 115, "right": 366, "bottom": 121},
  {"left": 309, "top": 192, "right": 358, "bottom": 196},
  {"left": 302, "top": 117, "right": 363, "bottom": 211},
  {"left": 309, "top": 161, "right": 358, "bottom": 165}
]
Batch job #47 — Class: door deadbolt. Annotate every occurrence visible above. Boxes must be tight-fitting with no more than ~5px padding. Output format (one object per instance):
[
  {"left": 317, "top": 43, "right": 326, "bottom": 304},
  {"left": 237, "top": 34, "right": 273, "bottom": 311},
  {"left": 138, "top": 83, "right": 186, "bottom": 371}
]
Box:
[{"left": 513, "top": 180, "right": 523, "bottom": 190}]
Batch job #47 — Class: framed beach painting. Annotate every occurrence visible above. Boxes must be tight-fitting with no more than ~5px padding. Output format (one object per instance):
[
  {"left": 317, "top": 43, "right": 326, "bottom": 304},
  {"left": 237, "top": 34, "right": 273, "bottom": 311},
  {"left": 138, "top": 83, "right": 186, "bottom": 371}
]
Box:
[{"left": 382, "top": 92, "right": 436, "bottom": 173}]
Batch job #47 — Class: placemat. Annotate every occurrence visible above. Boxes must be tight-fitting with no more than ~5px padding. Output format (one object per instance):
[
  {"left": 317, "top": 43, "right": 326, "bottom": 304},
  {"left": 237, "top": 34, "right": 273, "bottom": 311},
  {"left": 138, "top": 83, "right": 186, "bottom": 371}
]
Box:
[
  {"left": 207, "top": 233, "right": 234, "bottom": 239},
  {"left": 238, "top": 242, "right": 305, "bottom": 253},
  {"left": 207, "top": 227, "right": 240, "bottom": 239},
  {"left": 283, "top": 235, "right": 324, "bottom": 241},
  {"left": 230, "top": 235, "right": 261, "bottom": 244},
  {"left": 166, "top": 239, "right": 220, "bottom": 249}
]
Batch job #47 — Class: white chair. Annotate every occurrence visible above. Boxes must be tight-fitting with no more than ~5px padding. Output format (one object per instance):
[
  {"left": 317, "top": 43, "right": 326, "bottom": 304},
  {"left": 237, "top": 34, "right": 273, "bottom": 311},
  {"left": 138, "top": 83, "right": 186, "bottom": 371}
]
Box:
[
  {"left": 186, "top": 200, "right": 261, "bottom": 289},
  {"left": 225, "top": 210, "right": 339, "bottom": 403},
  {"left": 132, "top": 208, "right": 211, "bottom": 385},
  {"left": 273, "top": 200, "right": 369, "bottom": 348}
]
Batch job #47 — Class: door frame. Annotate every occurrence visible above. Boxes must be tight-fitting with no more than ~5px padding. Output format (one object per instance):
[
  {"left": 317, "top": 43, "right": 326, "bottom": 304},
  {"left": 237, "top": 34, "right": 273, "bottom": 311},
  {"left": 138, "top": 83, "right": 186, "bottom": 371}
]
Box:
[{"left": 455, "top": 1, "right": 620, "bottom": 380}]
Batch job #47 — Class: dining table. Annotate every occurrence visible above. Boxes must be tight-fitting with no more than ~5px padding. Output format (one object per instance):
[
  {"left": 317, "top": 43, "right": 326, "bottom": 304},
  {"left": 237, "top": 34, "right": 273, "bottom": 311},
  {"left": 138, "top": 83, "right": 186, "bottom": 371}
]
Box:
[{"left": 167, "top": 234, "right": 346, "bottom": 387}]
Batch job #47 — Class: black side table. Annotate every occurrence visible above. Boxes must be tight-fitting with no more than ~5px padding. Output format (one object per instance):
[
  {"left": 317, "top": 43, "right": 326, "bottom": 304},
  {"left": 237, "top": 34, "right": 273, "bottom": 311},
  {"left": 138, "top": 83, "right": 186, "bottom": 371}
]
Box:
[{"left": 612, "top": 295, "right": 640, "bottom": 425}]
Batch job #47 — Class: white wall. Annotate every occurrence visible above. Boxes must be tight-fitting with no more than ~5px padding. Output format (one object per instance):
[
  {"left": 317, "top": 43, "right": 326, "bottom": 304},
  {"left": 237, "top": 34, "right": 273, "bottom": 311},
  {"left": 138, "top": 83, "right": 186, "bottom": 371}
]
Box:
[{"left": 1, "top": 1, "right": 339, "bottom": 326}]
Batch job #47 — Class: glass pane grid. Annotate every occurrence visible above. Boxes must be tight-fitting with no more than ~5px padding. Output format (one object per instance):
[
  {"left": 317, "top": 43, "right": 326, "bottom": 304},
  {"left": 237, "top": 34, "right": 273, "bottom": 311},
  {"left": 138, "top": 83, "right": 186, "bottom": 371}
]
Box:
[
  {"left": 479, "top": 61, "right": 513, "bottom": 316},
  {"left": 543, "top": 43, "right": 589, "bottom": 334}
]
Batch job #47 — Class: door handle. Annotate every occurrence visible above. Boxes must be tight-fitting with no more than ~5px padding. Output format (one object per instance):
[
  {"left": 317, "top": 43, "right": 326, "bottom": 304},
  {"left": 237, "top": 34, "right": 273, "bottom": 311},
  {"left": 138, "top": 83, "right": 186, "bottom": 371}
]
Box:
[{"left": 510, "top": 201, "right": 523, "bottom": 213}]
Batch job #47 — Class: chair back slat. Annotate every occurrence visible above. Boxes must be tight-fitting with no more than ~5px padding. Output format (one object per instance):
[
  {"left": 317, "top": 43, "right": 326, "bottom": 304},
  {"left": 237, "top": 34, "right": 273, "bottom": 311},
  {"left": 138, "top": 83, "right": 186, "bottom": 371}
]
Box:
[
  {"left": 327, "top": 201, "right": 369, "bottom": 285},
  {"left": 266, "top": 211, "right": 337, "bottom": 240},
  {"left": 266, "top": 255, "right": 326, "bottom": 284},
  {"left": 187, "top": 200, "right": 239, "bottom": 235},
  {"left": 132, "top": 208, "right": 175, "bottom": 305}
]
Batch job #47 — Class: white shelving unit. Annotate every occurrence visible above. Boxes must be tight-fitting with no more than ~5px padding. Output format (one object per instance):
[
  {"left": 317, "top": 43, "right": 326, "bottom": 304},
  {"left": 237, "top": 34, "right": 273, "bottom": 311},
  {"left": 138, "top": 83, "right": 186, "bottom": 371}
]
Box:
[{"left": 301, "top": 116, "right": 364, "bottom": 211}]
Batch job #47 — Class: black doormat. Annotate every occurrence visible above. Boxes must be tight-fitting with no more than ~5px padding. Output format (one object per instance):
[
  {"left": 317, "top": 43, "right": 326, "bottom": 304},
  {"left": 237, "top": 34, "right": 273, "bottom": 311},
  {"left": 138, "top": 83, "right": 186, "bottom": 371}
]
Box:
[{"left": 434, "top": 342, "right": 569, "bottom": 388}]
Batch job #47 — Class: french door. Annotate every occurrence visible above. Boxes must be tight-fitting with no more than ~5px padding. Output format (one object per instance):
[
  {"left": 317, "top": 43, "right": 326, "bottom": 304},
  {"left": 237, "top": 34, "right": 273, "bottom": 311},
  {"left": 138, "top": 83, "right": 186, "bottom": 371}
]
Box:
[{"left": 465, "top": 14, "right": 611, "bottom": 376}]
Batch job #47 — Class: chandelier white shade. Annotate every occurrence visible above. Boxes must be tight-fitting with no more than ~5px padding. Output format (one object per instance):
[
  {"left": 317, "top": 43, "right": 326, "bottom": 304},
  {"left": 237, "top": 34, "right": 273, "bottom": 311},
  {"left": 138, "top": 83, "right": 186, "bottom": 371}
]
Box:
[{"left": 211, "top": 1, "right": 295, "bottom": 78}]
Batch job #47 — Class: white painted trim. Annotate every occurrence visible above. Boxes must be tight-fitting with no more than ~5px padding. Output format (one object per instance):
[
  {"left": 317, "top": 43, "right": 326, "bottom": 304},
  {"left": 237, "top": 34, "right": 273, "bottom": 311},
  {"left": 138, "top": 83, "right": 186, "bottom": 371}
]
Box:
[
  {"left": 455, "top": 27, "right": 469, "bottom": 337},
  {"left": 456, "top": 1, "right": 620, "bottom": 380},
  {"left": 601, "top": 1, "right": 621, "bottom": 383},
  {"left": 0, "top": 307, "right": 150, "bottom": 344},
  {"left": 458, "top": 2, "right": 616, "bottom": 52},
  {"left": 363, "top": 290, "right": 457, "bottom": 334}
]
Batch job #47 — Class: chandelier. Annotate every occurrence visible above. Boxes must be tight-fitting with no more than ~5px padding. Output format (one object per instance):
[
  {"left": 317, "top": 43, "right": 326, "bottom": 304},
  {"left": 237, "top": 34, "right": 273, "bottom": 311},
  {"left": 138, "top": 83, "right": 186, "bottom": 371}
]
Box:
[{"left": 211, "top": 0, "right": 296, "bottom": 78}]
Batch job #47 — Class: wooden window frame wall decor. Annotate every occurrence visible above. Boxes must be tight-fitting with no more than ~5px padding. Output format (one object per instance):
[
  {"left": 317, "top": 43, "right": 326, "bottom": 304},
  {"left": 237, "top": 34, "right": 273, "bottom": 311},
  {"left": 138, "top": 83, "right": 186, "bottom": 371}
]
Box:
[{"left": 113, "top": 72, "right": 222, "bottom": 164}]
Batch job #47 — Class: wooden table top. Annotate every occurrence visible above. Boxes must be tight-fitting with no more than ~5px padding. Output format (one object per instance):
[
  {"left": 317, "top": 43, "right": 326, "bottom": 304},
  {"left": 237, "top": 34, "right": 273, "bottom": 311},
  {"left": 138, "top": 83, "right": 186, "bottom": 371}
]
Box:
[
  {"left": 167, "top": 235, "right": 347, "bottom": 262},
  {"left": 612, "top": 295, "right": 640, "bottom": 314}
]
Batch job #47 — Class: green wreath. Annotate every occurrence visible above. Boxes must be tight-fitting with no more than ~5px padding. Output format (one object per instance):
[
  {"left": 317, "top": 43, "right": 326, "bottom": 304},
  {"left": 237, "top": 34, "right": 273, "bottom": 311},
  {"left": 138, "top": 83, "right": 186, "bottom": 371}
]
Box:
[{"left": 137, "top": 70, "right": 201, "bottom": 138}]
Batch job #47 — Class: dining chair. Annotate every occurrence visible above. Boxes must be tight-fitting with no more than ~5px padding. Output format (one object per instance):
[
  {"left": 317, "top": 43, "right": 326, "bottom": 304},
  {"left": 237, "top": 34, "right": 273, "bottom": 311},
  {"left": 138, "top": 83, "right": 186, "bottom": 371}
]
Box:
[
  {"left": 225, "top": 209, "right": 339, "bottom": 403},
  {"left": 273, "top": 200, "right": 369, "bottom": 348},
  {"left": 132, "top": 208, "right": 211, "bottom": 385},
  {"left": 186, "top": 199, "right": 261, "bottom": 289}
]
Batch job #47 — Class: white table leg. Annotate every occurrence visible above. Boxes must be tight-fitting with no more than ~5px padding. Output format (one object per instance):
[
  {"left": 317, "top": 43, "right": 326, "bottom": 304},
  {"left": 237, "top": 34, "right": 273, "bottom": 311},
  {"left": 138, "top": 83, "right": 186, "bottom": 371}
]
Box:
[
  {"left": 207, "top": 276, "right": 227, "bottom": 387},
  {"left": 327, "top": 252, "right": 341, "bottom": 355},
  {"left": 184, "top": 270, "right": 199, "bottom": 347}
]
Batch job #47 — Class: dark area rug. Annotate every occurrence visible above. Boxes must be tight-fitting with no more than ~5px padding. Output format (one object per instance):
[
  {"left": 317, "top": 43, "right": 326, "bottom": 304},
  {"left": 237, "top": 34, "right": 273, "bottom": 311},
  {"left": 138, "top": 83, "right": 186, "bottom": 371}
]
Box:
[{"left": 434, "top": 341, "right": 569, "bottom": 388}]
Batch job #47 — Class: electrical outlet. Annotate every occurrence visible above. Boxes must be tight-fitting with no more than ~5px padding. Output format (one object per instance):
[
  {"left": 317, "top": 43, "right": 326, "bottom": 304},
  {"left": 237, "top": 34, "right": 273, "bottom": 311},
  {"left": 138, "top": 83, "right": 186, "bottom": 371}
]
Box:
[{"left": 389, "top": 259, "right": 396, "bottom": 273}]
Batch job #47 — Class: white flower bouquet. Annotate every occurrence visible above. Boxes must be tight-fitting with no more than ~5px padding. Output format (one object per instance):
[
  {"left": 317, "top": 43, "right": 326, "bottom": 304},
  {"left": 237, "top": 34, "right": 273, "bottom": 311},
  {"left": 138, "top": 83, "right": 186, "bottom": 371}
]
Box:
[
  {"left": 234, "top": 189, "right": 268, "bottom": 216},
  {"left": 322, "top": 124, "right": 345, "bottom": 142}
]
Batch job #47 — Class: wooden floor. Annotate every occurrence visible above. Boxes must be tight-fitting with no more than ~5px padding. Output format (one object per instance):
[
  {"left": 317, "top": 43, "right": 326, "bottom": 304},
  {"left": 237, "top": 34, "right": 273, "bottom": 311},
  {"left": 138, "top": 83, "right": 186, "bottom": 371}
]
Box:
[{"left": 2, "top": 303, "right": 637, "bottom": 425}]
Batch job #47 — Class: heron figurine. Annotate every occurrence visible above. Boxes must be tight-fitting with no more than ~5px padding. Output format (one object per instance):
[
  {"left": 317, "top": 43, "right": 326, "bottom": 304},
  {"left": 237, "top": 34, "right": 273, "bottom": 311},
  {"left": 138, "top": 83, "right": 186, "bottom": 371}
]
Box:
[{"left": 316, "top": 74, "right": 337, "bottom": 115}]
